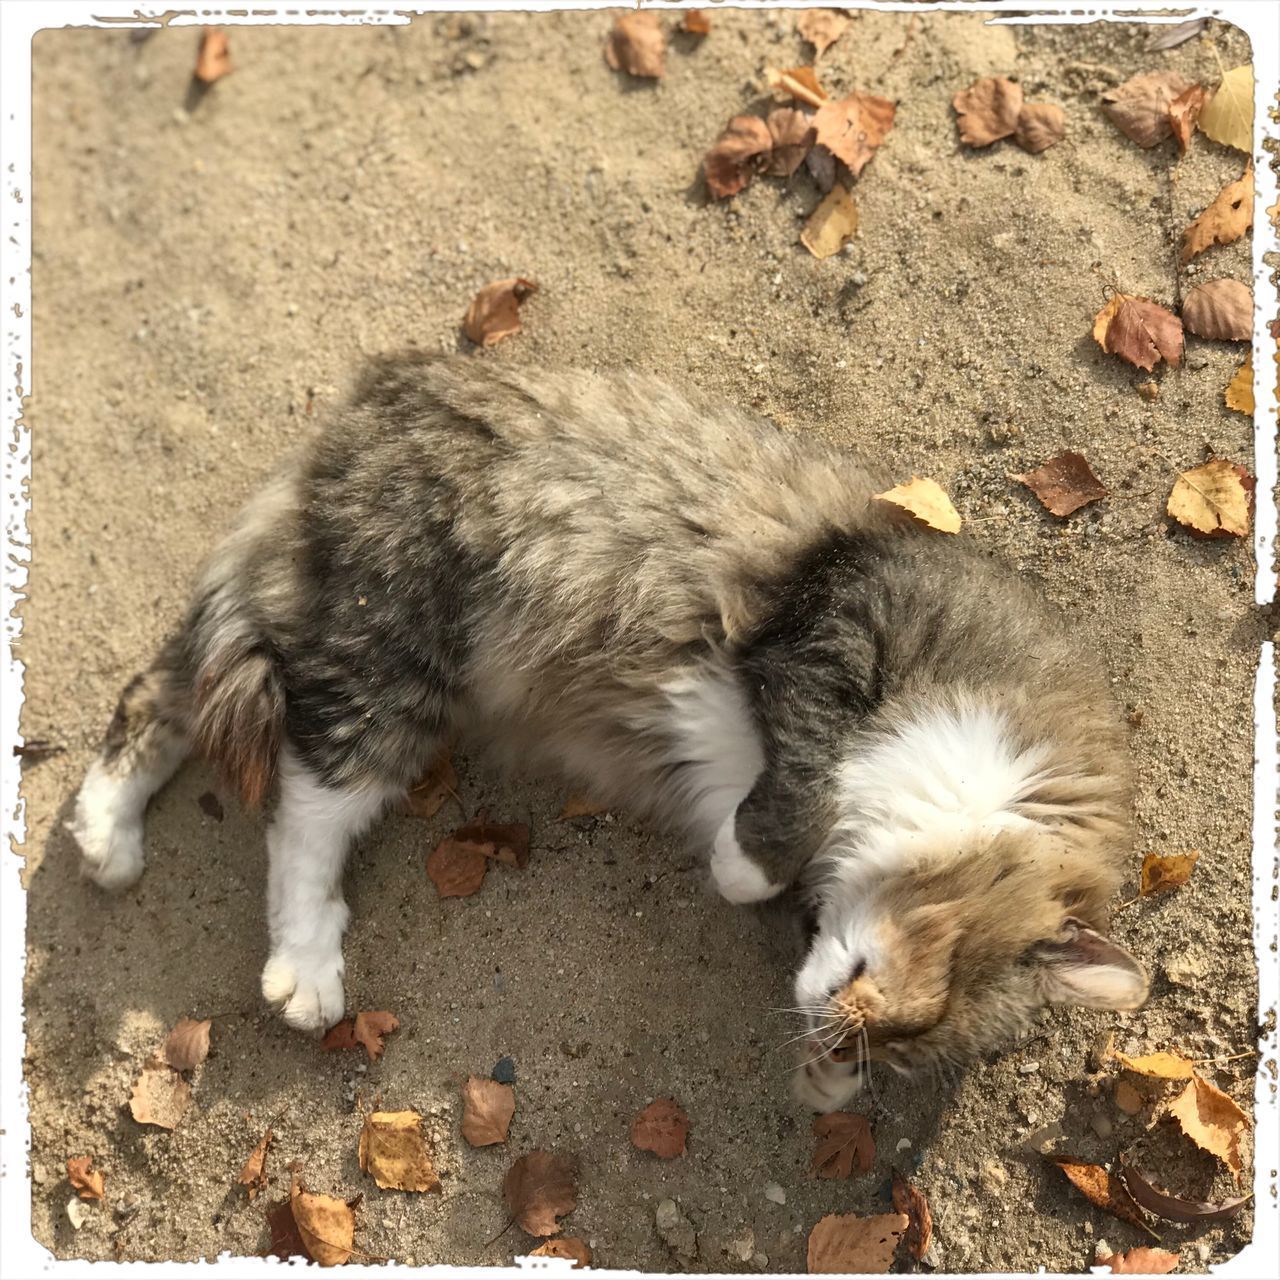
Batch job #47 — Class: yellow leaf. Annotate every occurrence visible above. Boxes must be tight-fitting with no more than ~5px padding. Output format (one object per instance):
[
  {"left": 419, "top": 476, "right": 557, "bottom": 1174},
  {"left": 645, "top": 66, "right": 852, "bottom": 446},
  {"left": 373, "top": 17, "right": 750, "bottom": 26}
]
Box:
[
  {"left": 873, "top": 477, "right": 962, "bottom": 533},
  {"left": 1167, "top": 459, "right": 1253, "bottom": 538},
  {"left": 1112, "top": 1050, "right": 1196, "bottom": 1080},
  {"left": 1140, "top": 850, "right": 1200, "bottom": 896},
  {"left": 1225, "top": 357, "right": 1254, "bottom": 415},
  {"left": 1198, "top": 64, "right": 1253, "bottom": 152},
  {"left": 1168, "top": 1075, "right": 1249, "bottom": 1177},
  {"left": 357, "top": 1110, "right": 442, "bottom": 1192},
  {"left": 289, "top": 1181, "right": 355, "bottom": 1267},
  {"left": 1181, "top": 166, "right": 1252, "bottom": 264},
  {"left": 800, "top": 185, "right": 859, "bottom": 259}
]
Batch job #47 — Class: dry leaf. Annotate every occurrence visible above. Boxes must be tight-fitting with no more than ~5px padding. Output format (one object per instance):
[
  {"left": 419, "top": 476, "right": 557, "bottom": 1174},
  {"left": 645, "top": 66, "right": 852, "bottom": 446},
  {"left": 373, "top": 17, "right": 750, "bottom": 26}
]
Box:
[
  {"left": 800, "top": 185, "right": 858, "bottom": 259},
  {"left": 811, "top": 91, "right": 895, "bottom": 177},
  {"left": 463, "top": 278, "right": 537, "bottom": 348},
  {"left": 1225, "top": 356, "right": 1254, "bottom": 415},
  {"left": 67, "top": 1156, "right": 105, "bottom": 1201},
  {"left": 238, "top": 1129, "right": 272, "bottom": 1200},
  {"left": 765, "top": 65, "right": 828, "bottom": 110},
  {"left": 679, "top": 11, "right": 711, "bottom": 37},
  {"left": 1102, "top": 71, "right": 1191, "bottom": 147},
  {"left": 427, "top": 831, "right": 489, "bottom": 897},
  {"left": 873, "top": 477, "right": 962, "bottom": 533},
  {"left": 1112, "top": 1050, "right": 1196, "bottom": 1079},
  {"left": 1119, "top": 1157, "right": 1252, "bottom": 1222},
  {"left": 604, "top": 12, "right": 665, "bottom": 80},
  {"left": 462, "top": 1075, "right": 515, "bottom": 1146},
  {"left": 290, "top": 1180, "right": 356, "bottom": 1266},
  {"left": 1096, "top": 1247, "right": 1179, "bottom": 1275},
  {"left": 891, "top": 1170, "right": 931, "bottom": 1260},
  {"left": 1015, "top": 451, "right": 1107, "bottom": 517},
  {"left": 194, "top": 28, "right": 232, "bottom": 84},
  {"left": 404, "top": 753, "right": 458, "bottom": 818},
  {"left": 1139, "top": 850, "right": 1200, "bottom": 896},
  {"left": 763, "top": 107, "right": 816, "bottom": 178},
  {"left": 1199, "top": 64, "right": 1253, "bottom": 152},
  {"left": 811, "top": 1112, "right": 875, "bottom": 1179},
  {"left": 796, "top": 9, "right": 849, "bottom": 58},
  {"left": 1181, "top": 166, "right": 1253, "bottom": 264},
  {"left": 631, "top": 1097, "right": 690, "bottom": 1159},
  {"left": 359, "top": 1110, "right": 442, "bottom": 1192},
  {"left": 1169, "top": 83, "right": 1206, "bottom": 153},
  {"left": 1145, "top": 17, "right": 1206, "bottom": 51},
  {"left": 452, "top": 816, "right": 530, "bottom": 868},
  {"left": 1167, "top": 459, "right": 1253, "bottom": 538},
  {"left": 1182, "top": 278, "right": 1252, "bottom": 341},
  {"left": 1050, "top": 1157, "right": 1155, "bottom": 1236},
  {"left": 703, "top": 115, "right": 774, "bottom": 199},
  {"left": 530, "top": 1237, "right": 592, "bottom": 1267},
  {"left": 807, "top": 1212, "right": 908, "bottom": 1274},
  {"left": 129, "top": 1060, "right": 192, "bottom": 1130},
  {"left": 163, "top": 1017, "right": 212, "bottom": 1072},
  {"left": 321, "top": 1009, "right": 400, "bottom": 1061},
  {"left": 504, "top": 1150, "right": 578, "bottom": 1237},
  {"left": 953, "top": 77, "right": 1024, "bottom": 146},
  {"left": 1168, "top": 1075, "right": 1248, "bottom": 1177},
  {"left": 1092, "top": 295, "right": 1183, "bottom": 371},
  {"left": 557, "top": 794, "right": 608, "bottom": 820},
  {"left": 1014, "top": 102, "right": 1066, "bottom": 153}
]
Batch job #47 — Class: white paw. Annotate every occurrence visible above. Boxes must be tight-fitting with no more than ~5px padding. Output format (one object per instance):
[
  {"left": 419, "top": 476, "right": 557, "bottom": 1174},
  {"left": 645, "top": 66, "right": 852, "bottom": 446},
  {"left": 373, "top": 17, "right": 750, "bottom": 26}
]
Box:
[
  {"left": 710, "top": 814, "right": 785, "bottom": 904},
  {"left": 261, "top": 949, "right": 347, "bottom": 1033},
  {"left": 792, "top": 1055, "right": 865, "bottom": 1111},
  {"left": 68, "top": 765, "right": 145, "bottom": 890}
]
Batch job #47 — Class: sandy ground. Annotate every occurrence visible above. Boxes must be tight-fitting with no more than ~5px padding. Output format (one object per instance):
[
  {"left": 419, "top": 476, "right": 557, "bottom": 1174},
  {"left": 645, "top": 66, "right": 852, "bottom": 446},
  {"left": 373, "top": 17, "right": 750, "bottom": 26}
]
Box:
[{"left": 21, "top": 7, "right": 1261, "bottom": 1273}]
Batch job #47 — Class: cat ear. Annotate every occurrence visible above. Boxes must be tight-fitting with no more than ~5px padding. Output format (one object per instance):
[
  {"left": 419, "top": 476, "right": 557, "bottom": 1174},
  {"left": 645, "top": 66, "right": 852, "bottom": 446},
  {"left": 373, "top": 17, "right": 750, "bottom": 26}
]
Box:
[{"left": 1034, "top": 918, "right": 1149, "bottom": 1010}]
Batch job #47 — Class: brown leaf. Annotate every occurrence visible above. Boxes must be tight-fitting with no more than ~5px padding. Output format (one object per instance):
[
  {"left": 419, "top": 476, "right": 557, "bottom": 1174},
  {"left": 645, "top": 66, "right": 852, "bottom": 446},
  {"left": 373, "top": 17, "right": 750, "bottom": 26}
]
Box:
[
  {"left": 1014, "top": 102, "right": 1066, "bottom": 153},
  {"left": 873, "top": 477, "right": 962, "bottom": 533},
  {"left": 1050, "top": 1156, "right": 1156, "bottom": 1236},
  {"left": 796, "top": 9, "right": 850, "bottom": 58},
  {"left": 129, "top": 1059, "right": 192, "bottom": 1130},
  {"left": 800, "top": 185, "right": 858, "bottom": 260},
  {"left": 67, "top": 1156, "right": 105, "bottom": 1201},
  {"left": 504, "top": 1150, "right": 578, "bottom": 1237},
  {"left": 604, "top": 12, "right": 664, "bottom": 79},
  {"left": 811, "top": 1111, "right": 875, "bottom": 1179},
  {"left": 891, "top": 1169, "right": 932, "bottom": 1261},
  {"left": 463, "top": 278, "right": 537, "bottom": 348},
  {"left": 404, "top": 752, "right": 458, "bottom": 818},
  {"left": 321, "top": 1009, "right": 399, "bottom": 1061},
  {"left": 679, "top": 11, "right": 711, "bottom": 37},
  {"left": 238, "top": 1129, "right": 272, "bottom": 1200},
  {"left": 1225, "top": 356, "right": 1254, "bottom": 415},
  {"left": 163, "top": 1017, "right": 212, "bottom": 1072},
  {"left": 451, "top": 815, "right": 530, "bottom": 868},
  {"left": 1102, "top": 71, "right": 1191, "bottom": 147},
  {"left": 462, "top": 1075, "right": 515, "bottom": 1147},
  {"left": 765, "top": 65, "right": 828, "bottom": 110},
  {"left": 1181, "top": 166, "right": 1253, "bottom": 264},
  {"left": 1119, "top": 1156, "right": 1252, "bottom": 1222},
  {"left": 1182, "top": 278, "right": 1252, "bottom": 341},
  {"left": 427, "top": 832, "right": 490, "bottom": 897},
  {"left": 529, "top": 1237, "right": 592, "bottom": 1267},
  {"left": 812, "top": 91, "right": 895, "bottom": 177},
  {"left": 763, "top": 107, "right": 816, "bottom": 178},
  {"left": 1168, "top": 1075, "right": 1249, "bottom": 1177},
  {"left": 1092, "top": 294, "right": 1183, "bottom": 371},
  {"left": 1015, "top": 451, "right": 1107, "bottom": 517},
  {"left": 358, "top": 1110, "right": 442, "bottom": 1192},
  {"left": 1139, "top": 850, "right": 1200, "bottom": 897},
  {"left": 1096, "top": 1247, "right": 1180, "bottom": 1275},
  {"left": 1169, "top": 83, "right": 1206, "bottom": 153},
  {"left": 557, "top": 794, "right": 609, "bottom": 820},
  {"left": 290, "top": 1179, "right": 356, "bottom": 1266},
  {"left": 194, "top": 28, "right": 232, "bottom": 84},
  {"left": 1112, "top": 1050, "right": 1196, "bottom": 1079},
  {"left": 703, "top": 114, "right": 774, "bottom": 199},
  {"left": 1167, "top": 459, "right": 1254, "bottom": 538},
  {"left": 807, "top": 1212, "right": 908, "bottom": 1274},
  {"left": 953, "top": 77, "right": 1024, "bottom": 147},
  {"left": 631, "top": 1097, "right": 690, "bottom": 1159}
]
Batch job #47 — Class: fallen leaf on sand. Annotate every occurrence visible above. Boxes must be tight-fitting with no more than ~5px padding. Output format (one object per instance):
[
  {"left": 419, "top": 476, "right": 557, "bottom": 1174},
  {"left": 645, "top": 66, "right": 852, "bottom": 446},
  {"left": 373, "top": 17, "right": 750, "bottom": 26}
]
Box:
[
  {"left": 1102, "top": 71, "right": 1191, "bottom": 148},
  {"left": 194, "top": 28, "right": 232, "bottom": 84},
  {"left": 530, "top": 1238, "right": 592, "bottom": 1267},
  {"left": 462, "top": 1075, "right": 515, "bottom": 1147},
  {"left": 359, "top": 1110, "right": 442, "bottom": 1192},
  {"left": 1050, "top": 1156, "right": 1155, "bottom": 1236},
  {"left": 129, "top": 1060, "right": 192, "bottom": 1130},
  {"left": 1168, "top": 1075, "right": 1249, "bottom": 1177},
  {"left": 891, "top": 1169, "right": 932, "bottom": 1260},
  {"left": 1014, "top": 102, "right": 1066, "bottom": 153},
  {"left": 873, "top": 477, "right": 962, "bottom": 533},
  {"left": 679, "top": 11, "right": 711, "bottom": 37},
  {"left": 953, "top": 77, "right": 1024, "bottom": 146},
  {"left": 463, "top": 278, "right": 537, "bottom": 348},
  {"left": 557, "top": 794, "right": 608, "bottom": 820},
  {"left": 811, "top": 1112, "right": 875, "bottom": 1179},
  {"left": 807, "top": 1212, "right": 908, "bottom": 1274},
  {"left": 1015, "top": 451, "right": 1107, "bottom": 517},
  {"left": 1225, "top": 356, "right": 1254, "bottom": 415},
  {"left": 163, "top": 1017, "right": 212, "bottom": 1072},
  {"left": 1112, "top": 1049, "right": 1196, "bottom": 1079},
  {"left": 1167, "top": 459, "right": 1253, "bottom": 538},
  {"left": 764, "top": 107, "right": 816, "bottom": 177},
  {"left": 1092, "top": 295, "right": 1183, "bottom": 372},
  {"left": 604, "top": 12, "right": 665, "bottom": 79},
  {"left": 631, "top": 1097, "right": 690, "bottom": 1159},
  {"left": 1169, "top": 83, "right": 1206, "bottom": 153},
  {"left": 450, "top": 815, "right": 530, "bottom": 868},
  {"left": 1198, "top": 64, "right": 1253, "bottom": 152},
  {"left": 1096, "top": 1247, "right": 1179, "bottom": 1275},
  {"left": 1145, "top": 17, "right": 1206, "bottom": 51},
  {"left": 765, "top": 65, "right": 828, "bottom": 110},
  {"left": 703, "top": 115, "right": 774, "bottom": 199},
  {"left": 812, "top": 92, "right": 895, "bottom": 177},
  {"left": 800, "top": 185, "right": 858, "bottom": 259},
  {"left": 1182, "top": 278, "right": 1252, "bottom": 341},
  {"left": 290, "top": 1179, "right": 356, "bottom": 1266},
  {"left": 1181, "top": 166, "right": 1253, "bottom": 264},
  {"left": 321, "top": 1010, "right": 400, "bottom": 1061},
  {"left": 238, "top": 1129, "right": 272, "bottom": 1200},
  {"left": 504, "top": 1150, "right": 578, "bottom": 1236},
  {"left": 404, "top": 752, "right": 458, "bottom": 818},
  {"left": 1139, "top": 850, "right": 1200, "bottom": 897},
  {"left": 1119, "top": 1156, "right": 1251, "bottom": 1222},
  {"left": 427, "top": 830, "right": 490, "bottom": 897},
  {"left": 797, "top": 9, "right": 849, "bottom": 58},
  {"left": 67, "top": 1156, "right": 105, "bottom": 1200}
]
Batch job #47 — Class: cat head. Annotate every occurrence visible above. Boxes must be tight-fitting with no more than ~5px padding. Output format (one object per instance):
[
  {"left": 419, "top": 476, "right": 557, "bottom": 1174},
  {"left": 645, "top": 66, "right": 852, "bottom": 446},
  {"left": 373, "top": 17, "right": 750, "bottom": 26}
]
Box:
[{"left": 790, "top": 823, "right": 1147, "bottom": 1110}]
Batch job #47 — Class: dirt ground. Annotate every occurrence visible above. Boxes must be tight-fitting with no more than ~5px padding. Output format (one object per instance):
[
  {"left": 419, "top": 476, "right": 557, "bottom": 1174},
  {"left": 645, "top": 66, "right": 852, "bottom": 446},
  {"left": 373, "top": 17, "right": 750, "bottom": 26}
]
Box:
[{"left": 21, "top": 7, "right": 1261, "bottom": 1273}]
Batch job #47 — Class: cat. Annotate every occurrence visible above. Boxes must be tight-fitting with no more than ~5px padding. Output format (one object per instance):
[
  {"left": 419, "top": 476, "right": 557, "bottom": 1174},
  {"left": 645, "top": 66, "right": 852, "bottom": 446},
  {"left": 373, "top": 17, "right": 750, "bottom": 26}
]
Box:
[{"left": 69, "top": 354, "right": 1148, "bottom": 1109}]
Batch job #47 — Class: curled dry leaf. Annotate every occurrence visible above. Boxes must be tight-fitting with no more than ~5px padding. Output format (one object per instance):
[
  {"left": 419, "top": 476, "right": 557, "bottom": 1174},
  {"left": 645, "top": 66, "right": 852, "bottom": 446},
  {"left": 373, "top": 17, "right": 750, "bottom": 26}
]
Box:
[
  {"left": 1119, "top": 1156, "right": 1251, "bottom": 1222},
  {"left": 800, "top": 185, "right": 858, "bottom": 260},
  {"left": 1139, "top": 850, "right": 1200, "bottom": 897},
  {"left": 530, "top": 1237, "right": 592, "bottom": 1267},
  {"left": 427, "top": 830, "right": 489, "bottom": 897},
  {"left": 1181, "top": 166, "right": 1253, "bottom": 264},
  {"left": 129, "top": 1059, "right": 192, "bottom": 1131},
  {"left": 631, "top": 1096, "right": 690, "bottom": 1159},
  {"left": 703, "top": 115, "right": 773, "bottom": 199},
  {"left": 1050, "top": 1156, "right": 1156, "bottom": 1237},
  {"left": 873, "top": 477, "right": 961, "bottom": 534},
  {"left": 238, "top": 1129, "right": 272, "bottom": 1200},
  {"left": 679, "top": 10, "right": 711, "bottom": 38},
  {"left": 807, "top": 1212, "right": 908, "bottom": 1274},
  {"left": 811, "top": 91, "right": 895, "bottom": 177},
  {"left": 796, "top": 9, "right": 850, "bottom": 58},
  {"left": 1225, "top": 356, "right": 1254, "bottom": 415},
  {"left": 765, "top": 65, "right": 828, "bottom": 110},
  {"left": 463, "top": 278, "right": 537, "bottom": 348},
  {"left": 1102, "top": 71, "right": 1191, "bottom": 148},
  {"left": 194, "top": 28, "right": 232, "bottom": 84},
  {"left": 1198, "top": 64, "right": 1253, "bottom": 152},
  {"left": 1168, "top": 1075, "right": 1249, "bottom": 1177},
  {"left": 1169, "top": 83, "right": 1206, "bottom": 153},
  {"left": 1145, "top": 17, "right": 1206, "bottom": 51},
  {"left": 290, "top": 1179, "right": 356, "bottom": 1266},
  {"left": 953, "top": 77, "right": 1024, "bottom": 147},
  {"left": 1015, "top": 451, "right": 1107, "bottom": 517},
  {"left": 504, "top": 1150, "right": 578, "bottom": 1237},
  {"left": 67, "top": 1156, "right": 105, "bottom": 1201},
  {"left": 1182, "top": 278, "right": 1252, "bottom": 341},
  {"left": 358, "top": 1110, "right": 442, "bottom": 1192},
  {"left": 1092, "top": 295, "right": 1183, "bottom": 372},
  {"left": 1096, "top": 1247, "right": 1180, "bottom": 1275},
  {"left": 891, "top": 1169, "right": 932, "bottom": 1260},
  {"left": 1112, "top": 1050, "right": 1195, "bottom": 1079},
  {"left": 321, "top": 1009, "right": 400, "bottom": 1061},
  {"left": 163, "top": 1017, "right": 212, "bottom": 1072},
  {"left": 404, "top": 752, "right": 458, "bottom": 818},
  {"left": 557, "top": 794, "right": 608, "bottom": 820},
  {"left": 811, "top": 1111, "right": 875, "bottom": 1179},
  {"left": 1167, "top": 459, "right": 1253, "bottom": 538},
  {"left": 462, "top": 1075, "right": 516, "bottom": 1147},
  {"left": 603, "top": 12, "right": 665, "bottom": 80},
  {"left": 1014, "top": 102, "right": 1066, "bottom": 153},
  {"left": 764, "top": 107, "right": 816, "bottom": 178}
]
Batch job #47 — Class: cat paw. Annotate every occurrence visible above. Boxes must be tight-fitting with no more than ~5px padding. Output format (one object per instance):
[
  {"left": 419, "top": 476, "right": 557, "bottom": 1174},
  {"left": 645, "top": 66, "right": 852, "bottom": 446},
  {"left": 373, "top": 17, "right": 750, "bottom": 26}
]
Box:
[
  {"left": 792, "top": 1057, "right": 865, "bottom": 1111},
  {"left": 68, "top": 769, "right": 145, "bottom": 891},
  {"left": 710, "top": 814, "right": 785, "bottom": 904},
  {"left": 261, "top": 949, "right": 347, "bottom": 1033}
]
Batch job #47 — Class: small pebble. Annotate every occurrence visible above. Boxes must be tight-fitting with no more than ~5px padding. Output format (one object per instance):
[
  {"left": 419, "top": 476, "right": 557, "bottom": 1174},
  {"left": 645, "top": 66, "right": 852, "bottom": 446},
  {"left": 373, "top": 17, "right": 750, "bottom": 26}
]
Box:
[
  {"left": 66, "top": 1198, "right": 90, "bottom": 1230},
  {"left": 895, "top": 1138, "right": 912, "bottom": 1152},
  {"left": 1090, "top": 1112, "right": 1114, "bottom": 1139},
  {"left": 1019, "top": 1060, "right": 1040, "bottom": 1074},
  {"left": 763, "top": 1181, "right": 786, "bottom": 1205},
  {"left": 492, "top": 1055, "right": 516, "bottom": 1084}
]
